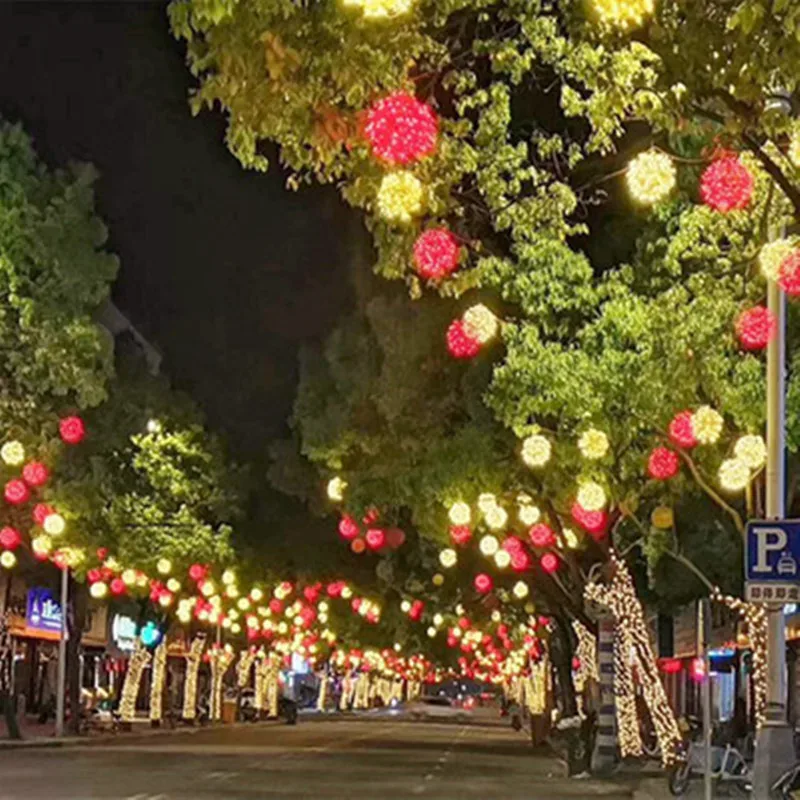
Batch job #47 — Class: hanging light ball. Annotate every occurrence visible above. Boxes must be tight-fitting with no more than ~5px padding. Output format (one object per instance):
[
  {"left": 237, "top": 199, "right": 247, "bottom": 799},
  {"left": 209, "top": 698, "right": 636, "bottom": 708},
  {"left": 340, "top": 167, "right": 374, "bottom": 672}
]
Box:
[
  {"left": 563, "top": 528, "right": 580, "bottom": 549},
  {"left": 760, "top": 239, "right": 796, "bottom": 282},
  {"left": 446, "top": 319, "right": 481, "bottom": 359},
  {"left": 576, "top": 480, "right": 607, "bottom": 512},
  {"left": 578, "top": 428, "right": 609, "bottom": 460},
  {"left": 1, "top": 550, "right": 17, "bottom": 569},
  {"left": 376, "top": 172, "right": 424, "bottom": 224},
  {"left": 735, "top": 306, "right": 776, "bottom": 350},
  {"left": 540, "top": 553, "right": 559, "bottom": 574},
  {"left": 648, "top": 447, "right": 679, "bottom": 480},
  {"left": 449, "top": 524, "right": 472, "bottom": 546},
  {"left": 691, "top": 406, "right": 724, "bottom": 444},
  {"left": 0, "top": 527, "right": 21, "bottom": 550},
  {"left": 365, "top": 528, "right": 386, "bottom": 550},
  {"left": 22, "top": 461, "right": 49, "bottom": 487},
  {"left": 448, "top": 501, "right": 471, "bottom": 526},
  {"left": 588, "top": 0, "right": 654, "bottom": 29},
  {"left": 484, "top": 504, "right": 508, "bottom": 530},
  {"left": 494, "top": 550, "right": 511, "bottom": 569},
  {"left": 439, "top": 548, "right": 457, "bottom": 568},
  {"left": 700, "top": 155, "right": 754, "bottom": 212},
  {"left": 521, "top": 434, "right": 551, "bottom": 468},
  {"left": 513, "top": 581, "right": 529, "bottom": 600},
  {"left": 651, "top": 506, "right": 674, "bottom": 529},
  {"left": 779, "top": 251, "right": 800, "bottom": 296},
  {"left": 338, "top": 514, "right": 360, "bottom": 541},
  {"left": 668, "top": 410, "right": 697, "bottom": 449},
  {"left": 364, "top": 92, "right": 437, "bottom": 166},
  {"left": 478, "top": 493, "right": 497, "bottom": 513},
  {"left": 90, "top": 581, "right": 108, "bottom": 599},
  {"left": 734, "top": 434, "right": 767, "bottom": 470},
  {"left": 327, "top": 476, "right": 347, "bottom": 502},
  {"left": 32, "top": 535, "right": 52, "bottom": 558},
  {"left": 343, "top": 0, "right": 415, "bottom": 22},
  {"left": 528, "top": 523, "right": 555, "bottom": 548},
  {"left": 462, "top": 304, "right": 498, "bottom": 344},
  {"left": 157, "top": 558, "right": 172, "bottom": 576},
  {"left": 719, "top": 458, "right": 751, "bottom": 492},
  {"left": 517, "top": 500, "right": 541, "bottom": 526},
  {"left": 4, "top": 479, "right": 29, "bottom": 505},
  {"left": 351, "top": 538, "right": 367, "bottom": 554},
  {"left": 432, "top": 573, "right": 445, "bottom": 586},
  {"left": 474, "top": 573, "right": 493, "bottom": 593},
  {"left": 413, "top": 229, "right": 460, "bottom": 280},
  {"left": 626, "top": 150, "right": 676, "bottom": 205},
  {"left": 59, "top": 416, "right": 85, "bottom": 445},
  {"left": 0, "top": 441, "right": 25, "bottom": 466},
  {"left": 479, "top": 534, "right": 499, "bottom": 557},
  {"left": 571, "top": 503, "right": 608, "bottom": 535}
]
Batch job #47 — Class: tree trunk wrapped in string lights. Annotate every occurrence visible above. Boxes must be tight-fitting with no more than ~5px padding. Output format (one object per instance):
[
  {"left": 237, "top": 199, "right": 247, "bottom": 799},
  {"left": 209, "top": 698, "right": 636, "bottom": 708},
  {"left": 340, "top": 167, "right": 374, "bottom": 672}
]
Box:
[
  {"left": 317, "top": 673, "right": 328, "bottom": 711},
  {"left": 209, "top": 644, "right": 235, "bottom": 722},
  {"left": 267, "top": 656, "right": 280, "bottom": 718},
  {"left": 615, "top": 625, "right": 643, "bottom": 758},
  {"left": 236, "top": 649, "right": 256, "bottom": 690},
  {"left": 713, "top": 588, "right": 767, "bottom": 727},
  {"left": 149, "top": 641, "right": 167, "bottom": 724},
  {"left": 572, "top": 620, "right": 598, "bottom": 693},
  {"left": 254, "top": 653, "right": 269, "bottom": 715},
  {"left": 120, "top": 641, "right": 152, "bottom": 724},
  {"left": 585, "top": 555, "right": 682, "bottom": 766},
  {"left": 181, "top": 635, "right": 206, "bottom": 722}
]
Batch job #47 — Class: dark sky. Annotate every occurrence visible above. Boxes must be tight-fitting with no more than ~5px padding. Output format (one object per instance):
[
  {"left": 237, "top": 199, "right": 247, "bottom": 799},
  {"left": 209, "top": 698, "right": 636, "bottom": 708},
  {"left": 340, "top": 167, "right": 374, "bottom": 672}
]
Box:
[{"left": 0, "top": 1, "right": 363, "bottom": 459}]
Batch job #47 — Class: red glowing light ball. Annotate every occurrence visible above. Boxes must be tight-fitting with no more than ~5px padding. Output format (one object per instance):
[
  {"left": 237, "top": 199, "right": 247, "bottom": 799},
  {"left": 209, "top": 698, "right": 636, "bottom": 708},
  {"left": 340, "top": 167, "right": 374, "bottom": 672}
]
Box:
[
  {"left": 365, "top": 528, "right": 386, "bottom": 550},
  {"left": 668, "top": 410, "right": 697, "bottom": 449},
  {"left": 736, "top": 306, "right": 776, "bottom": 350},
  {"left": 0, "top": 527, "right": 21, "bottom": 550},
  {"left": 449, "top": 524, "right": 472, "bottom": 546},
  {"left": 413, "top": 229, "right": 460, "bottom": 280},
  {"left": 33, "top": 503, "right": 54, "bottom": 526},
  {"left": 362, "top": 507, "right": 380, "bottom": 525},
  {"left": 338, "top": 514, "right": 359, "bottom": 541},
  {"left": 22, "top": 461, "right": 49, "bottom": 487},
  {"left": 385, "top": 527, "right": 406, "bottom": 549},
  {"left": 269, "top": 598, "right": 284, "bottom": 614},
  {"left": 528, "top": 523, "right": 555, "bottom": 548},
  {"left": 4, "top": 479, "right": 29, "bottom": 506},
  {"left": 303, "top": 585, "right": 320, "bottom": 604},
  {"left": 327, "top": 581, "right": 344, "bottom": 598},
  {"left": 779, "top": 251, "right": 800, "bottom": 296},
  {"left": 540, "top": 553, "right": 559, "bottom": 574},
  {"left": 351, "top": 597, "right": 362, "bottom": 613},
  {"left": 700, "top": 156, "right": 754, "bottom": 212},
  {"left": 511, "top": 550, "right": 531, "bottom": 572},
  {"left": 446, "top": 320, "right": 481, "bottom": 359},
  {"left": 458, "top": 616, "right": 471, "bottom": 630},
  {"left": 96, "top": 547, "right": 108, "bottom": 561},
  {"left": 503, "top": 535, "right": 524, "bottom": 553},
  {"left": 364, "top": 92, "right": 438, "bottom": 166},
  {"left": 87, "top": 568, "right": 101, "bottom": 584},
  {"left": 409, "top": 600, "right": 425, "bottom": 621},
  {"left": 59, "top": 415, "right": 85, "bottom": 445},
  {"left": 571, "top": 503, "right": 608, "bottom": 536},
  {"left": 188, "top": 563, "right": 207, "bottom": 582},
  {"left": 110, "top": 578, "right": 126, "bottom": 596},
  {"left": 351, "top": 537, "right": 366, "bottom": 554},
  {"left": 474, "top": 573, "right": 493, "bottom": 593},
  {"left": 648, "top": 447, "right": 680, "bottom": 480},
  {"left": 661, "top": 658, "right": 682, "bottom": 675}
]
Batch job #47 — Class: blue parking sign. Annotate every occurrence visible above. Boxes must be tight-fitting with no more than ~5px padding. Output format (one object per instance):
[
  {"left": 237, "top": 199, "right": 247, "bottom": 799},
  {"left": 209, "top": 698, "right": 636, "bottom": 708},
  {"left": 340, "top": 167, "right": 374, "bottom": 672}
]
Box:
[{"left": 745, "top": 520, "right": 800, "bottom": 602}]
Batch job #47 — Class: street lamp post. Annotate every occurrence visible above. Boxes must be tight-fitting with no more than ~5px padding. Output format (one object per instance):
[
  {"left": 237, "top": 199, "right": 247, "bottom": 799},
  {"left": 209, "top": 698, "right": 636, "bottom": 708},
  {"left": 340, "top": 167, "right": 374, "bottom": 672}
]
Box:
[
  {"left": 54, "top": 566, "right": 68, "bottom": 737},
  {"left": 752, "top": 245, "right": 796, "bottom": 795}
]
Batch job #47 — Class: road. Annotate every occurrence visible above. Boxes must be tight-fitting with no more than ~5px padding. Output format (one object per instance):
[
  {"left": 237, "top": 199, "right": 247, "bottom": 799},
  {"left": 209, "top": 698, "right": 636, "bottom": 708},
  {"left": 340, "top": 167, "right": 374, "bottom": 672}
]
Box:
[{"left": 0, "top": 718, "right": 638, "bottom": 799}]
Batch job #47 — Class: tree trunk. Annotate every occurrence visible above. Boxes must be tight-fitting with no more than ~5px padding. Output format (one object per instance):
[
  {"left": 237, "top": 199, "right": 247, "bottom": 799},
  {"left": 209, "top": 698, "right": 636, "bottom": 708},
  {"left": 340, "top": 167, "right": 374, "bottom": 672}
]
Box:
[
  {"left": 551, "top": 616, "right": 591, "bottom": 776},
  {"left": 65, "top": 579, "right": 87, "bottom": 736},
  {"left": 591, "top": 617, "right": 617, "bottom": 774}
]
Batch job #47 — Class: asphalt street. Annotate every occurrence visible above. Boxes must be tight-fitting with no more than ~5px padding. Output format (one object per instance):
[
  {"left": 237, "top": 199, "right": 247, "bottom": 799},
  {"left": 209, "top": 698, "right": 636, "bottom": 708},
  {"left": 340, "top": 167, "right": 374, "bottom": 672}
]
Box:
[{"left": 0, "top": 719, "right": 638, "bottom": 799}]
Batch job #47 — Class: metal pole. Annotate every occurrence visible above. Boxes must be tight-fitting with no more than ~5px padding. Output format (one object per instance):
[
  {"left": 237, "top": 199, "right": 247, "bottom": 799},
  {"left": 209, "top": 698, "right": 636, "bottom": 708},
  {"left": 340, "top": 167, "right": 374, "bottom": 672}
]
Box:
[
  {"left": 54, "top": 567, "right": 68, "bottom": 738},
  {"left": 699, "top": 599, "right": 712, "bottom": 800},
  {"left": 753, "top": 259, "right": 795, "bottom": 795}
]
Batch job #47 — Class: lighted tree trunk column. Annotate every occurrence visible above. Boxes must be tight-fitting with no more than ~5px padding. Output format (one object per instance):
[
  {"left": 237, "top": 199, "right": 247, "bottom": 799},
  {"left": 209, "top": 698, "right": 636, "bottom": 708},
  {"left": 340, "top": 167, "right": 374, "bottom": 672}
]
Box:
[
  {"left": 209, "top": 645, "right": 234, "bottom": 722},
  {"left": 120, "top": 642, "right": 152, "bottom": 725},
  {"left": 317, "top": 673, "right": 327, "bottom": 711},
  {"left": 182, "top": 635, "right": 206, "bottom": 722},
  {"left": 149, "top": 641, "right": 167, "bottom": 726},
  {"left": 267, "top": 657, "right": 280, "bottom": 718},
  {"left": 236, "top": 649, "right": 256, "bottom": 691},
  {"left": 615, "top": 626, "right": 643, "bottom": 758},
  {"left": 255, "top": 655, "right": 269, "bottom": 716}
]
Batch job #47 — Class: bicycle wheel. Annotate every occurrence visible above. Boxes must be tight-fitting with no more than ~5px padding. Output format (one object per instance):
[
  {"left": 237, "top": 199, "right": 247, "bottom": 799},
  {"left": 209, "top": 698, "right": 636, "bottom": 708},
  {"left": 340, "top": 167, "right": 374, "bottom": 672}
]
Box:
[{"left": 668, "top": 762, "right": 691, "bottom": 796}]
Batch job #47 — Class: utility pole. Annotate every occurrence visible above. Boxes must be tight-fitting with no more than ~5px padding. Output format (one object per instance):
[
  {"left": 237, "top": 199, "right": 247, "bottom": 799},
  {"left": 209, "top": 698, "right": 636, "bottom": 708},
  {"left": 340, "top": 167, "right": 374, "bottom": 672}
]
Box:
[
  {"left": 752, "top": 241, "right": 796, "bottom": 795},
  {"left": 54, "top": 566, "right": 68, "bottom": 737}
]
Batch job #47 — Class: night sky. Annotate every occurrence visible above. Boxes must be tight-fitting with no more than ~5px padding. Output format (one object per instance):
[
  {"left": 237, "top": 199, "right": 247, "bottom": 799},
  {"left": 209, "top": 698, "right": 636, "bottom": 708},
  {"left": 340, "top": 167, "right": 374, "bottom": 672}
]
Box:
[{"left": 0, "top": 1, "right": 365, "bottom": 461}]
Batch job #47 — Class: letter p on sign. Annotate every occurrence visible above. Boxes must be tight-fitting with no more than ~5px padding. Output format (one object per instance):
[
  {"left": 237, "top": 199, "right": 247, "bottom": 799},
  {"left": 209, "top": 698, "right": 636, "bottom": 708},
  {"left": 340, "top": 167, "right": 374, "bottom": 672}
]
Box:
[{"left": 753, "top": 527, "right": 788, "bottom": 573}]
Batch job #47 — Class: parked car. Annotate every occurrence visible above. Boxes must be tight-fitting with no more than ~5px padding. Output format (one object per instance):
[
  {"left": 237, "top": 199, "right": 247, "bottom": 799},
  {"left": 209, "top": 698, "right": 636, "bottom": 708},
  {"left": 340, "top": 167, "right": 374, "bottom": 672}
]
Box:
[{"left": 407, "top": 696, "right": 471, "bottom": 722}]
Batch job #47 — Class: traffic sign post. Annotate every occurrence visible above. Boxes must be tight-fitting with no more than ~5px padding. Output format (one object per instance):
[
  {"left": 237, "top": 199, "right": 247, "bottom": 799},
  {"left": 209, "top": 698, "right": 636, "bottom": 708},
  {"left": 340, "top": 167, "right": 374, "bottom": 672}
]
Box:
[{"left": 745, "top": 520, "right": 800, "bottom": 603}]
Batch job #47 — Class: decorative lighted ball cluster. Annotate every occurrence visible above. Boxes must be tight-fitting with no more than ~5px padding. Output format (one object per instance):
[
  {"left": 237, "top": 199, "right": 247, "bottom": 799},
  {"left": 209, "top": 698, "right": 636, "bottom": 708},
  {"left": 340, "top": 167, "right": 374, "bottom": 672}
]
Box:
[
  {"left": 377, "top": 172, "right": 424, "bottom": 223},
  {"left": 588, "top": 0, "right": 654, "bottom": 28},
  {"left": 578, "top": 428, "right": 609, "bottom": 460},
  {"left": 336, "top": 510, "right": 406, "bottom": 555},
  {"left": 446, "top": 304, "right": 498, "bottom": 358},
  {"left": 521, "top": 433, "right": 551, "bottom": 468},
  {"left": 779, "top": 251, "right": 800, "bottom": 296},
  {"left": 718, "top": 434, "right": 767, "bottom": 492},
  {"left": 626, "top": 150, "right": 676, "bottom": 205},
  {"left": 735, "top": 306, "right": 776, "bottom": 350},
  {"left": 413, "top": 228, "right": 460, "bottom": 280},
  {"left": 365, "top": 92, "right": 437, "bottom": 166},
  {"left": 759, "top": 239, "right": 796, "bottom": 282},
  {"left": 699, "top": 155, "right": 754, "bottom": 212},
  {"left": 342, "top": 0, "right": 415, "bottom": 20},
  {"left": 647, "top": 446, "right": 679, "bottom": 480}
]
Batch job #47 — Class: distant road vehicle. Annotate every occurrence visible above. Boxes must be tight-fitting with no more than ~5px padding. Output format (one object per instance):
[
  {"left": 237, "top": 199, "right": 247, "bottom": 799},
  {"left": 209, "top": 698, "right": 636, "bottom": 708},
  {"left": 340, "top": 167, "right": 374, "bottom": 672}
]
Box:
[{"left": 408, "top": 696, "right": 471, "bottom": 722}]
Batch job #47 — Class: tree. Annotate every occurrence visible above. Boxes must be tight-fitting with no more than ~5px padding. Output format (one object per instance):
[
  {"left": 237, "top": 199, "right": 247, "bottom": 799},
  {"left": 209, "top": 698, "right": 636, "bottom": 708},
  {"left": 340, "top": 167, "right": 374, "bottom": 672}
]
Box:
[{"left": 172, "top": 0, "right": 800, "bottom": 768}]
